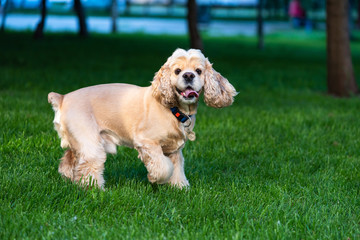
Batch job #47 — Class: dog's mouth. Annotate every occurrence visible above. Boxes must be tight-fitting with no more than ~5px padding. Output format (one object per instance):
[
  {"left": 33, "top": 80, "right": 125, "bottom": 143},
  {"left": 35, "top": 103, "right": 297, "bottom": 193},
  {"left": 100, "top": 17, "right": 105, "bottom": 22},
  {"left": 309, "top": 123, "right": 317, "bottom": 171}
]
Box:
[{"left": 176, "top": 87, "right": 200, "bottom": 99}]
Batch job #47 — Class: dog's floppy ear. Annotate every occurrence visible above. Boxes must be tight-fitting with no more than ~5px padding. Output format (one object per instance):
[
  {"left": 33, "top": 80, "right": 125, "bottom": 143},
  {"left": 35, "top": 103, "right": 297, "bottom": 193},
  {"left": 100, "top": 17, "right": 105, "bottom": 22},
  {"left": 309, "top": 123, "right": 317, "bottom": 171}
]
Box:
[
  {"left": 151, "top": 59, "right": 177, "bottom": 107},
  {"left": 203, "top": 59, "right": 237, "bottom": 108}
]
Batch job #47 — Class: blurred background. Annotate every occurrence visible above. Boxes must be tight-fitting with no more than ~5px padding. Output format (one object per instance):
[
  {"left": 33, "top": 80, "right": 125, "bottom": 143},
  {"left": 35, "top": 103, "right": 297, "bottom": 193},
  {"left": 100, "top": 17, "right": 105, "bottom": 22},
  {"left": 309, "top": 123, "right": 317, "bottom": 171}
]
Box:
[
  {"left": 0, "top": 0, "right": 359, "bottom": 96},
  {"left": 0, "top": 0, "right": 339, "bottom": 36}
]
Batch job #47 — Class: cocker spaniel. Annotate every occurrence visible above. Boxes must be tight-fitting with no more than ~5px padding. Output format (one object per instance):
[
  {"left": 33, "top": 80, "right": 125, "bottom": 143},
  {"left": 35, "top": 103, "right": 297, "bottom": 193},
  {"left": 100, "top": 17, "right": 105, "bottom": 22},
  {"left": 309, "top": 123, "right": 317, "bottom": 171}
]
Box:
[{"left": 48, "top": 48, "right": 237, "bottom": 189}]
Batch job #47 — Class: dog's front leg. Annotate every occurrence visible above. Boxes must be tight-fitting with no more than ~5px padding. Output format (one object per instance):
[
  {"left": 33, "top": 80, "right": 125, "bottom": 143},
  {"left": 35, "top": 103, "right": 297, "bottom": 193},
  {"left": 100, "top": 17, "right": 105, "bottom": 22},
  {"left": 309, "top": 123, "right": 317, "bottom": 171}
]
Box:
[
  {"left": 135, "top": 143, "right": 174, "bottom": 184},
  {"left": 168, "top": 150, "right": 189, "bottom": 189}
]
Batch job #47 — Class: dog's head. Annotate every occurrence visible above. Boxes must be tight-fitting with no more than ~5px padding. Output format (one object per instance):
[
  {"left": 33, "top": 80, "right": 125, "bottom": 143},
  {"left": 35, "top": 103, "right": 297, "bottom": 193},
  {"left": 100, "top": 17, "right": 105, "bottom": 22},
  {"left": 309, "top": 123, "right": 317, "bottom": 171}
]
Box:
[{"left": 152, "top": 48, "right": 237, "bottom": 108}]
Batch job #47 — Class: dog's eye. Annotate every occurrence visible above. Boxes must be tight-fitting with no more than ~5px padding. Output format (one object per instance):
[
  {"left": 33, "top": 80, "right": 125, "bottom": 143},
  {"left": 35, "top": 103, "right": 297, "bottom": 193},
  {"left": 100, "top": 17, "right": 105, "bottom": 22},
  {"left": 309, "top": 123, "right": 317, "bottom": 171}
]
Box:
[
  {"left": 175, "top": 68, "right": 182, "bottom": 75},
  {"left": 196, "top": 69, "right": 202, "bottom": 75}
]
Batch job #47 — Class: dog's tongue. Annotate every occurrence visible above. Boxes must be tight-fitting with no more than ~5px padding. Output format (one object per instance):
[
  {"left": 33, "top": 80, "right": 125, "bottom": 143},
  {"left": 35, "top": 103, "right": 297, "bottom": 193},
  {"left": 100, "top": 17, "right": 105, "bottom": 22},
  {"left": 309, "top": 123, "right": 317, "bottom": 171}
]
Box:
[{"left": 182, "top": 89, "right": 199, "bottom": 98}]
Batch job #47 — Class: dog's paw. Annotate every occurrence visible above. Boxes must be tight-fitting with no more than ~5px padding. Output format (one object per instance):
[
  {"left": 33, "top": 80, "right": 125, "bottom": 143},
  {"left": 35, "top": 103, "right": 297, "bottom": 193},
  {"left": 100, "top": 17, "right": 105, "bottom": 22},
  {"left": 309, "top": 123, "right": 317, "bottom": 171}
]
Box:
[
  {"left": 147, "top": 173, "right": 157, "bottom": 183},
  {"left": 146, "top": 159, "right": 174, "bottom": 184},
  {"left": 170, "top": 179, "right": 190, "bottom": 190}
]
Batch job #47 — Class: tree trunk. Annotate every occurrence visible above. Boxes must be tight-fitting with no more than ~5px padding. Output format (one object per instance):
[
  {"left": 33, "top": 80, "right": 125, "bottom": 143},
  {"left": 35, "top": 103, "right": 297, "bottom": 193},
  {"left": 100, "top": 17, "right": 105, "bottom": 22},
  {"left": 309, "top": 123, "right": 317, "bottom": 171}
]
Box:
[
  {"left": 21, "top": 0, "right": 27, "bottom": 8},
  {"left": 74, "top": 0, "right": 88, "bottom": 37},
  {"left": 111, "top": 0, "right": 118, "bottom": 33},
  {"left": 33, "top": 0, "right": 47, "bottom": 39},
  {"left": 326, "top": 0, "right": 358, "bottom": 97},
  {"left": 357, "top": 0, "right": 360, "bottom": 28},
  {"left": 257, "top": 0, "right": 264, "bottom": 50},
  {"left": 124, "top": 0, "right": 130, "bottom": 15},
  {"left": 187, "top": 0, "right": 203, "bottom": 50},
  {"left": 0, "top": 0, "right": 10, "bottom": 32}
]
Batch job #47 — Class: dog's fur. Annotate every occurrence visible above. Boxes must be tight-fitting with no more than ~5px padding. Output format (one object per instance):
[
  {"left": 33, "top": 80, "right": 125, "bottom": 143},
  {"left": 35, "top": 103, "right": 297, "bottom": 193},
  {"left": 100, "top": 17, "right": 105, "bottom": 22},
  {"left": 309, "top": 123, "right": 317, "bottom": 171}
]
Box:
[{"left": 48, "top": 48, "right": 237, "bottom": 189}]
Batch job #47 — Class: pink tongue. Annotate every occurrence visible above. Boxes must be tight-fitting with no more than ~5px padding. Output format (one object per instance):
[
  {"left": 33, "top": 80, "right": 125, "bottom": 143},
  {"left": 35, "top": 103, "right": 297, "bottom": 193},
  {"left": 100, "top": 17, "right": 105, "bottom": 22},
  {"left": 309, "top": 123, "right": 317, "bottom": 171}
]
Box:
[{"left": 182, "top": 89, "right": 199, "bottom": 98}]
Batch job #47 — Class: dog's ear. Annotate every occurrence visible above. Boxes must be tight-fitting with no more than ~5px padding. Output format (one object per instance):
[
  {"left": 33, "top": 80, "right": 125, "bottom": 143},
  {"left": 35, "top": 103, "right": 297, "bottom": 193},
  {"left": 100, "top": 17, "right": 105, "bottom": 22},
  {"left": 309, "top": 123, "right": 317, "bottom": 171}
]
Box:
[
  {"left": 203, "top": 59, "right": 237, "bottom": 108},
  {"left": 151, "top": 59, "right": 177, "bottom": 107}
]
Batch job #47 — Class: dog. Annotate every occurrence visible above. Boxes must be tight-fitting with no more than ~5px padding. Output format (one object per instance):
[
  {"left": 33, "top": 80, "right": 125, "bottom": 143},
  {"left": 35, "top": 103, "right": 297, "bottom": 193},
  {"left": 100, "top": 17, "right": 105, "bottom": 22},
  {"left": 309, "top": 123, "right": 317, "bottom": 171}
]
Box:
[{"left": 48, "top": 48, "right": 237, "bottom": 189}]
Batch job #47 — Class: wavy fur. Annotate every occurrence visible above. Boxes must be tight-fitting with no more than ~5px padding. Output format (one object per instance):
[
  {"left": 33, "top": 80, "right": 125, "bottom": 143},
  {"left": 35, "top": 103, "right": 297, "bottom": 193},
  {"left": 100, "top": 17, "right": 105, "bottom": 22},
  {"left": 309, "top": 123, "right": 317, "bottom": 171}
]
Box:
[
  {"left": 203, "top": 59, "right": 237, "bottom": 108},
  {"left": 151, "top": 63, "right": 177, "bottom": 108}
]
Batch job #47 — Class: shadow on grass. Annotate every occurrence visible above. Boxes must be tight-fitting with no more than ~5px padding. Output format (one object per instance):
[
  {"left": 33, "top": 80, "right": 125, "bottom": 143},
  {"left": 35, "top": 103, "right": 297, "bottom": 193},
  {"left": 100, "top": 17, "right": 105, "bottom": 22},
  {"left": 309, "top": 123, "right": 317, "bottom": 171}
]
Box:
[{"left": 103, "top": 147, "right": 151, "bottom": 188}]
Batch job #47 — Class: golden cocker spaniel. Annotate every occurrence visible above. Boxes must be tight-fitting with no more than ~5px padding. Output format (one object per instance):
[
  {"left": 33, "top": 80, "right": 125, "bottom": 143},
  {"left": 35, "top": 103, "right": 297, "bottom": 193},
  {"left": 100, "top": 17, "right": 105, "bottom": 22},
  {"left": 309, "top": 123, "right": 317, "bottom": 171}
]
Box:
[{"left": 48, "top": 48, "right": 237, "bottom": 189}]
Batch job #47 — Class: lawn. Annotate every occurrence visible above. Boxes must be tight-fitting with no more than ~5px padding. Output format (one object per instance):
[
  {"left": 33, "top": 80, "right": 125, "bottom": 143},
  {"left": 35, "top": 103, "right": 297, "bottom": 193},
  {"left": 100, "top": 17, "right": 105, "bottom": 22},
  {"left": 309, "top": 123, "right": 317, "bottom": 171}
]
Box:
[{"left": 1, "top": 31, "right": 360, "bottom": 239}]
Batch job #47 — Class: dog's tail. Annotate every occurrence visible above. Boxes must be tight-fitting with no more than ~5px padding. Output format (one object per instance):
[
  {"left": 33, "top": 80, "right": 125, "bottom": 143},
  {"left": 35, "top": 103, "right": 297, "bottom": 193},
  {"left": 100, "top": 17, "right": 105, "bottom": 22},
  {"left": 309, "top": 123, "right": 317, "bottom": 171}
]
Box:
[
  {"left": 48, "top": 92, "right": 69, "bottom": 148},
  {"left": 48, "top": 92, "right": 64, "bottom": 111}
]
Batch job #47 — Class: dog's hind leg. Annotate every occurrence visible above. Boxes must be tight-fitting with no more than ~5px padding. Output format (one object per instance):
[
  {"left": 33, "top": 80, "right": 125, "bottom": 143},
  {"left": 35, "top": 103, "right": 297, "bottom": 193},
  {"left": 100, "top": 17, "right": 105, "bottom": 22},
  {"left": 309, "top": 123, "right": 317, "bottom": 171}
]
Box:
[
  {"left": 70, "top": 133, "right": 107, "bottom": 189},
  {"left": 58, "top": 149, "right": 77, "bottom": 180},
  {"left": 60, "top": 110, "right": 108, "bottom": 189},
  {"left": 73, "top": 149, "right": 106, "bottom": 189}
]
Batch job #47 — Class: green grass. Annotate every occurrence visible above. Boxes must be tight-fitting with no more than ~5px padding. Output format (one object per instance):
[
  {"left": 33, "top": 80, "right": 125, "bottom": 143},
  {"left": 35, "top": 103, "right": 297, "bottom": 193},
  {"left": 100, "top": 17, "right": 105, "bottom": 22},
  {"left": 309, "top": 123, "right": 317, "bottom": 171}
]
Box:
[{"left": 1, "top": 31, "right": 360, "bottom": 239}]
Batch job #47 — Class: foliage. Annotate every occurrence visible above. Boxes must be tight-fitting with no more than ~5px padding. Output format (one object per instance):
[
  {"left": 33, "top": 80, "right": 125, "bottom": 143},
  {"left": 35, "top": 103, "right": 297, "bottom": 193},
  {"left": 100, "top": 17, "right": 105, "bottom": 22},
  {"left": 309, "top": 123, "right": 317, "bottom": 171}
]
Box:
[{"left": 1, "top": 32, "right": 360, "bottom": 239}]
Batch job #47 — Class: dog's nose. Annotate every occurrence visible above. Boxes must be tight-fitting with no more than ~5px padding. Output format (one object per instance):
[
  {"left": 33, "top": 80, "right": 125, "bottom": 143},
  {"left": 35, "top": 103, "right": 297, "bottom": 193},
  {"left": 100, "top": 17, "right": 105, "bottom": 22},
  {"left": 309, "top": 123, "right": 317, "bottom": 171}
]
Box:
[{"left": 183, "top": 72, "right": 195, "bottom": 82}]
